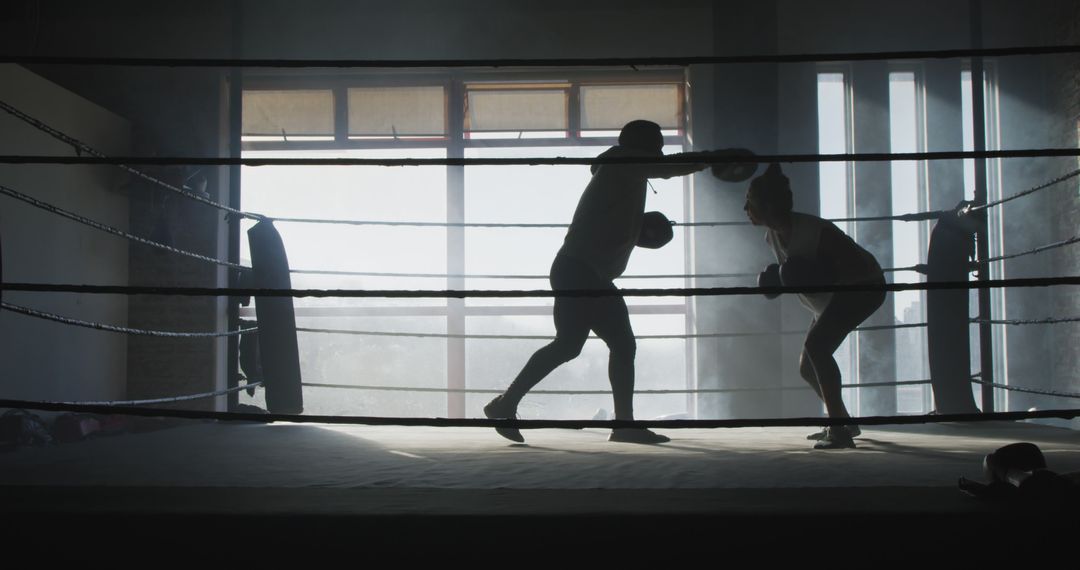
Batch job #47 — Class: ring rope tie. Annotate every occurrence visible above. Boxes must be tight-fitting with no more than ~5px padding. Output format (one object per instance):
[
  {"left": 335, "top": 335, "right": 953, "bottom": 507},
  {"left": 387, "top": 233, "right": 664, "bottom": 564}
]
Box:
[{"left": 0, "top": 398, "right": 1075, "bottom": 429}]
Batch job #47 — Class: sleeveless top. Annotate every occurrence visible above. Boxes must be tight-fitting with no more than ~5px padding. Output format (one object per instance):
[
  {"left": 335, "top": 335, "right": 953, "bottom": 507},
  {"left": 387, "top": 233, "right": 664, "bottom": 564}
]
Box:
[{"left": 765, "top": 212, "right": 880, "bottom": 315}]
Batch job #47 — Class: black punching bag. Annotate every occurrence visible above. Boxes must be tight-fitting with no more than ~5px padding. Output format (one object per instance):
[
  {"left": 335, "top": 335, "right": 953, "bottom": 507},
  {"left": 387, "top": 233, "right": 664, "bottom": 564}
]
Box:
[
  {"left": 926, "top": 210, "right": 979, "bottom": 414},
  {"left": 247, "top": 220, "right": 303, "bottom": 414}
]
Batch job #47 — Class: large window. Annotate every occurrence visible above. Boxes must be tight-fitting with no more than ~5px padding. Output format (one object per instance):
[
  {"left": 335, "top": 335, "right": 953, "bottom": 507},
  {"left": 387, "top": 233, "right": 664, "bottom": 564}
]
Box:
[
  {"left": 817, "top": 67, "right": 1003, "bottom": 416},
  {"left": 237, "top": 72, "right": 693, "bottom": 419}
]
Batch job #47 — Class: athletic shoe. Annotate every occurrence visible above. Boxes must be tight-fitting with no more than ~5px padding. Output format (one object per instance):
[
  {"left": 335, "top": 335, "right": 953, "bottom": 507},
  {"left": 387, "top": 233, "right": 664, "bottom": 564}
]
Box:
[
  {"left": 807, "top": 424, "right": 861, "bottom": 440},
  {"left": 484, "top": 395, "right": 524, "bottom": 443},
  {"left": 608, "top": 428, "right": 670, "bottom": 444},
  {"left": 812, "top": 426, "right": 856, "bottom": 449}
]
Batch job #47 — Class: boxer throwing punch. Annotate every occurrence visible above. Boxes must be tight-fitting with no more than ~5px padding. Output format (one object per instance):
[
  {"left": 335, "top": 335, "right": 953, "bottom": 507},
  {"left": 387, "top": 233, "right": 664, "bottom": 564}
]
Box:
[
  {"left": 746, "top": 164, "right": 884, "bottom": 449},
  {"left": 485, "top": 119, "right": 756, "bottom": 444}
]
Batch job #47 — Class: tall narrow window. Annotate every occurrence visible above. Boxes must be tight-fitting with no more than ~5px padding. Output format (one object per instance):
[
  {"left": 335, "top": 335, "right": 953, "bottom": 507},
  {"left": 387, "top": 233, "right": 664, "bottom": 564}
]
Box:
[
  {"left": 889, "top": 71, "right": 931, "bottom": 414},
  {"left": 817, "top": 72, "right": 859, "bottom": 412}
]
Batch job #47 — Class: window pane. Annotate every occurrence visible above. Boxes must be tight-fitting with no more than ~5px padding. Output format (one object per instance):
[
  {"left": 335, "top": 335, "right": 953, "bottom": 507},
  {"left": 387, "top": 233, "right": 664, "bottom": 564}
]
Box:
[
  {"left": 242, "top": 90, "right": 334, "bottom": 137},
  {"left": 464, "top": 145, "right": 686, "bottom": 306},
  {"left": 466, "top": 88, "right": 568, "bottom": 132},
  {"left": 348, "top": 86, "right": 445, "bottom": 137},
  {"left": 889, "top": 71, "right": 930, "bottom": 414},
  {"left": 464, "top": 314, "right": 687, "bottom": 420},
  {"left": 239, "top": 316, "right": 448, "bottom": 417},
  {"left": 240, "top": 148, "right": 447, "bottom": 307},
  {"left": 580, "top": 84, "right": 681, "bottom": 131}
]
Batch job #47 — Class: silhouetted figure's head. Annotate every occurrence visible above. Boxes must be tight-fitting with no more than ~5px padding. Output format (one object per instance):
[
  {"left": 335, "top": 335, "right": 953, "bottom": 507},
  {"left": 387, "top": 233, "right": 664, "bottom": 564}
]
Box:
[
  {"left": 618, "top": 120, "right": 664, "bottom": 153},
  {"left": 744, "top": 163, "right": 792, "bottom": 227}
]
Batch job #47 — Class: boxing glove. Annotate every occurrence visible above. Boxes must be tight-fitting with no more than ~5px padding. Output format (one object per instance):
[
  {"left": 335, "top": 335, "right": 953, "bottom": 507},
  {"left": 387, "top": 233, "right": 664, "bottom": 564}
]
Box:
[
  {"left": 758, "top": 263, "right": 781, "bottom": 299},
  {"left": 637, "top": 211, "right": 674, "bottom": 249},
  {"left": 709, "top": 148, "right": 758, "bottom": 182}
]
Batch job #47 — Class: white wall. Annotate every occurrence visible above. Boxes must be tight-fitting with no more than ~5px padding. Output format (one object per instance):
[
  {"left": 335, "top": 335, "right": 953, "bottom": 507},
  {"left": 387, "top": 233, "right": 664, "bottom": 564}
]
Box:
[{"left": 0, "top": 64, "right": 131, "bottom": 402}]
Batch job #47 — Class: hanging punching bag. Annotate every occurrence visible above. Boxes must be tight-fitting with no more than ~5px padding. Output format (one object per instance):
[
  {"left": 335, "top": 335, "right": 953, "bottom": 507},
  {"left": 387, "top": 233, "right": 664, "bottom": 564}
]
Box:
[
  {"left": 926, "top": 209, "right": 980, "bottom": 414},
  {"left": 247, "top": 220, "right": 303, "bottom": 414}
]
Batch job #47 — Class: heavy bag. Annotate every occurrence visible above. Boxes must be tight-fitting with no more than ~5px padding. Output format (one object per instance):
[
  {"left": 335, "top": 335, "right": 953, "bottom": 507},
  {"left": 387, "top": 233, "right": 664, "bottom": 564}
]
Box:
[
  {"left": 247, "top": 220, "right": 303, "bottom": 414},
  {"left": 926, "top": 210, "right": 979, "bottom": 414}
]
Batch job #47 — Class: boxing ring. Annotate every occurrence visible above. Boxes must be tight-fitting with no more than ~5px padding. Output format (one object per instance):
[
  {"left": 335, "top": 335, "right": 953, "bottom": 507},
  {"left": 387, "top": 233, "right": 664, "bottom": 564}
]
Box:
[{"left": 2, "top": 41, "right": 1080, "bottom": 559}]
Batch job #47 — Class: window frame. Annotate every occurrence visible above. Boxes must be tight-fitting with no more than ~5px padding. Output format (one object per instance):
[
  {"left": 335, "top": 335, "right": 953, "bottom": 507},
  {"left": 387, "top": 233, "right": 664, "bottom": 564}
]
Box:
[{"left": 237, "top": 68, "right": 695, "bottom": 418}]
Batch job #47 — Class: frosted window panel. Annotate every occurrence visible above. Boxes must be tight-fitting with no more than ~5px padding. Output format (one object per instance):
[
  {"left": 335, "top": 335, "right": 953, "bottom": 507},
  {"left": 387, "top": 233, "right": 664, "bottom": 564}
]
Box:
[
  {"left": 464, "top": 146, "right": 591, "bottom": 306},
  {"left": 817, "top": 73, "right": 849, "bottom": 221},
  {"left": 464, "top": 145, "right": 686, "bottom": 306},
  {"left": 348, "top": 86, "right": 445, "bottom": 137},
  {"left": 580, "top": 84, "right": 681, "bottom": 130},
  {"left": 241, "top": 149, "right": 447, "bottom": 308},
  {"left": 242, "top": 90, "right": 334, "bottom": 136},
  {"left": 466, "top": 89, "right": 567, "bottom": 132}
]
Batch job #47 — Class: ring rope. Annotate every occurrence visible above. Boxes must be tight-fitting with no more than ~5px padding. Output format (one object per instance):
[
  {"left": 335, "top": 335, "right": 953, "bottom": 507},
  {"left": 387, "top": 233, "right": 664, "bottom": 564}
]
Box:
[
  {"left": 968, "top": 167, "right": 1080, "bottom": 212},
  {"left": 0, "top": 183, "right": 251, "bottom": 271},
  {"left": 971, "top": 379, "right": 1080, "bottom": 401},
  {"left": 6, "top": 298, "right": 1065, "bottom": 343},
  {"left": 975, "top": 315, "right": 1080, "bottom": 326},
  {"left": 5, "top": 148, "right": 1079, "bottom": 168},
  {"left": 4, "top": 276, "right": 1076, "bottom": 299},
  {"left": 1, "top": 170, "right": 1057, "bottom": 281},
  {"left": 0, "top": 99, "right": 259, "bottom": 220},
  {"left": 290, "top": 267, "right": 923, "bottom": 279},
  {"left": 295, "top": 323, "right": 928, "bottom": 341},
  {"left": 981, "top": 235, "right": 1080, "bottom": 265},
  {"left": 0, "top": 398, "right": 1075, "bottom": 429},
  {"left": 50, "top": 382, "right": 262, "bottom": 407},
  {"left": 0, "top": 302, "right": 257, "bottom": 338},
  {"left": 302, "top": 379, "right": 931, "bottom": 395},
  {"left": 8, "top": 97, "right": 1074, "bottom": 233},
  {"left": 245, "top": 165, "right": 1079, "bottom": 229},
  {"left": 4, "top": 43, "right": 1079, "bottom": 68},
  {"left": 290, "top": 269, "right": 758, "bottom": 280}
]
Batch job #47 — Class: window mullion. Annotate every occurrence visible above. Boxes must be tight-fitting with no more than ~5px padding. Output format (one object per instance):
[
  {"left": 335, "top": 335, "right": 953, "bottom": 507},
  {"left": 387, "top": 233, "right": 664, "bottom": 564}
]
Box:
[
  {"left": 333, "top": 84, "right": 348, "bottom": 147},
  {"left": 447, "top": 77, "right": 467, "bottom": 418}
]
